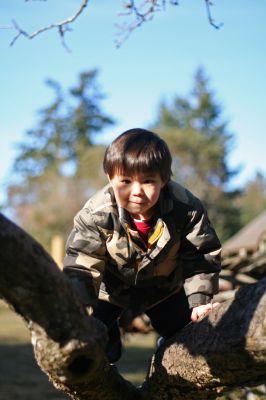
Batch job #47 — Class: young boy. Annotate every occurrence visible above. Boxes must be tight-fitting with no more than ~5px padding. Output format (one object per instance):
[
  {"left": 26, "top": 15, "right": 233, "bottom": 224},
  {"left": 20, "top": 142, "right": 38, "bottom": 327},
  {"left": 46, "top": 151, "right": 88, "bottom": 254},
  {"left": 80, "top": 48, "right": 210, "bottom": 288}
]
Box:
[{"left": 63, "top": 128, "right": 221, "bottom": 362}]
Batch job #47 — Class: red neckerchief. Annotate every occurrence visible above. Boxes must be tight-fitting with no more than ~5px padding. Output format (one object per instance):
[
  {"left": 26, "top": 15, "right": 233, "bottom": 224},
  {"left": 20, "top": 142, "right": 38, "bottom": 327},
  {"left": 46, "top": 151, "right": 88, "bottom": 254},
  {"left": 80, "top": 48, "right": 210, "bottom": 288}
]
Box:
[{"left": 132, "top": 218, "right": 153, "bottom": 244}]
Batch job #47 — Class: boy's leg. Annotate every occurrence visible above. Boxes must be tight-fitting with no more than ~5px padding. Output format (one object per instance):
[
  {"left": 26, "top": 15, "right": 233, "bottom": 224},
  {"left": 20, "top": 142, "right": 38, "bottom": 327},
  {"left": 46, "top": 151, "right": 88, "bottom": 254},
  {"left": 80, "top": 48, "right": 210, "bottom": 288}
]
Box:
[
  {"left": 145, "top": 288, "right": 191, "bottom": 339},
  {"left": 93, "top": 300, "right": 123, "bottom": 363}
]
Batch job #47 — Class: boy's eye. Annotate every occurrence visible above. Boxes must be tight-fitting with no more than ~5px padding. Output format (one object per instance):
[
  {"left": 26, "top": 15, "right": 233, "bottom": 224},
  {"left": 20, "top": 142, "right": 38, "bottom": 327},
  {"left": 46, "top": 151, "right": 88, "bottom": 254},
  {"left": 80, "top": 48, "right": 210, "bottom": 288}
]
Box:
[
  {"left": 144, "top": 179, "right": 155, "bottom": 184},
  {"left": 120, "top": 179, "right": 131, "bottom": 184}
]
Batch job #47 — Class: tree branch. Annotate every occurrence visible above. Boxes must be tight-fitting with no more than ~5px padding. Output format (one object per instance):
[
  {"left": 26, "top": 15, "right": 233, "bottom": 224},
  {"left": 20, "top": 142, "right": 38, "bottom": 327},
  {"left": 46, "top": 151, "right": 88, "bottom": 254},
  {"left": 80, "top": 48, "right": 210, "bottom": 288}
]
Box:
[
  {"left": 143, "top": 278, "right": 266, "bottom": 399},
  {"left": 204, "top": 0, "right": 223, "bottom": 29},
  {"left": 3, "top": 1, "right": 222, "bottom": 48},
  {"left": 115, "top": 0, "right": 178, "bottom": 47},
  {"left": 115, "top": 0, "right": 222, "bottom": 47},
  {"left": 9, "top": 0, "right": 89, "bottom": 48},
  {"left": 1, "top": 212, "right": 264, "bottom": 400},
  {"left": 0, "top": 213, "right": 138, "bottom": 400}
]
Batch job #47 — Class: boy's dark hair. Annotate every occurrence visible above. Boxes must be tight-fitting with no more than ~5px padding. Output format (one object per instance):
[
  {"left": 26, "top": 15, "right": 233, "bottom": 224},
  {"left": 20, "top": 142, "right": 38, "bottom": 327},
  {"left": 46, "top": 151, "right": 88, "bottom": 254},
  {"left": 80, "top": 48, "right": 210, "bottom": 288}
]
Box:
[{"left": 103, "top": 128, "right": 172, "bottom": 182}]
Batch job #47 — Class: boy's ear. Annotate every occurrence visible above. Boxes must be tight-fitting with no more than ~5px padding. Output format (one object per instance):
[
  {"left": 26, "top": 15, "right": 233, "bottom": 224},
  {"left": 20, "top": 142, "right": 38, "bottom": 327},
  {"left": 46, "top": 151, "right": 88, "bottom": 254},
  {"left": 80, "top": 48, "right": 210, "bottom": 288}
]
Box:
[{"left": 107, "top": 174, "right": 111, "bottom": 183}]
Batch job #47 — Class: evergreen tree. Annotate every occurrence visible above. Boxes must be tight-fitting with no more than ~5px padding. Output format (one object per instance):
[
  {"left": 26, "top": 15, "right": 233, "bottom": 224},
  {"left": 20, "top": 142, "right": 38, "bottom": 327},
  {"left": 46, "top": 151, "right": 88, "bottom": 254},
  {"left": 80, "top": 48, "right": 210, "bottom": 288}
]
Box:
[
  {"left": 7, "top": 70, "right": 113, "bottom": 249},
  {"left": 152, "top": 67, "right": 241, "bottom": 241},
  {"left": 13, "top": 70, "right": 113, "bottom": 178},
  {"left": 237, "top": 172, "right": 266, "bottom": 226}
]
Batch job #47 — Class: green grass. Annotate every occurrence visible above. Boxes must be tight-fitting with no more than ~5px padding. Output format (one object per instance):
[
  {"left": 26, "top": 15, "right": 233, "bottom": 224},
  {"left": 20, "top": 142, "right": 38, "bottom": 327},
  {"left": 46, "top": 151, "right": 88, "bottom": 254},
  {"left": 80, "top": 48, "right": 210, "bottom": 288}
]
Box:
[
  {"left": 0, "top": 301, "right": 67, "bottom": 400},
  {"left": 118, "top": 332, "right": 157, "bottom": 385},
  {"left": 0, "top": 301, "right": 30, "bottom": 344}
]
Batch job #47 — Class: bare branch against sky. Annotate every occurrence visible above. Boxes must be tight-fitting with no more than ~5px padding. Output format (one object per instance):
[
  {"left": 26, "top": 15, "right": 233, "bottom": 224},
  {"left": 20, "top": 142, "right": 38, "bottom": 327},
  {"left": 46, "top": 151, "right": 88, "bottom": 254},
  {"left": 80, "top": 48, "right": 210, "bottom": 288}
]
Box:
[{"left": 2, "top": 0, "right": 221, "bottom": 48}]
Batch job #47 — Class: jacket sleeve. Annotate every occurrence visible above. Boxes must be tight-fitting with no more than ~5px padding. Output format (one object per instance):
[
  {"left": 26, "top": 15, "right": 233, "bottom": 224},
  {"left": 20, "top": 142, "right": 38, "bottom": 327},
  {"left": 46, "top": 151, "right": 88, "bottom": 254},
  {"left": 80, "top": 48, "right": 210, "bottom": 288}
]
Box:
[
  {"left": 181, "top": 197, "right": 221, "bottom": 308},
  {"left": 63, "top": 207, "right": 107, "bottom": 307}
]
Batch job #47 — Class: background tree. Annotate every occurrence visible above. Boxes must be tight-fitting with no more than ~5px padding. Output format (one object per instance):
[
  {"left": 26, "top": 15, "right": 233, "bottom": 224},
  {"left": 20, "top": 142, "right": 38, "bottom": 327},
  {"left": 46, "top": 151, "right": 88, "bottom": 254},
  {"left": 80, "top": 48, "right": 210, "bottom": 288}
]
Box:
[
  {"left": 152, "top": 67, "right": 241, "bottom": 242},
  {"left": 13, "top": 70, "right": 112, "bottom": 177},
  {"left": 7, "top": 70, "right": 113, "bottom": 249},
  {"left": 237, "top": 171, "right": 266, "bottom": 226},
  {"left": 7, "top": 67, "right": 247, "bottom": 248}
]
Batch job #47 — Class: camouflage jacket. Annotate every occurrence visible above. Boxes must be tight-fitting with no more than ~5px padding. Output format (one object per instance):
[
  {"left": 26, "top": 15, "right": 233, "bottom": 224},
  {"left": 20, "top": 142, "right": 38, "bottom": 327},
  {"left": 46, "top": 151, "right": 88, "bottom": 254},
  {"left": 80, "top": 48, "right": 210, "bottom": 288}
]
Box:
[{"left": 63, "top": 181, "right": 221, "bottom": 313}]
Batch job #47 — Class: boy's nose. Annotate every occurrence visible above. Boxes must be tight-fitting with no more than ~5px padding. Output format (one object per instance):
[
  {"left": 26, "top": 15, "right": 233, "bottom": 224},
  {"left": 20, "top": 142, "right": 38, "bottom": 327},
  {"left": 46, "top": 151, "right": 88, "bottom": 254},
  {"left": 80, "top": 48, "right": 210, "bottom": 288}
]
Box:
[{"left": 131, "top": 182, "right": 143, "bottom": 195}]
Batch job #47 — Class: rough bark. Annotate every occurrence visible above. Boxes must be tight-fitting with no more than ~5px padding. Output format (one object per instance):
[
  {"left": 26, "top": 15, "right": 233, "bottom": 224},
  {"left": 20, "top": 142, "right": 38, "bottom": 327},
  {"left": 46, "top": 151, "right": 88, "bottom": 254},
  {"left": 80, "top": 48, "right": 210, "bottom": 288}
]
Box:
[
  {"left": 0, "top": 213, "right": 138, "bottom": 400},
  {"left": 143, "top": 278, "right": 266, "bottom": 399},
  {"left": 0, "top": 213, "right": 265, "bottom": 400}
]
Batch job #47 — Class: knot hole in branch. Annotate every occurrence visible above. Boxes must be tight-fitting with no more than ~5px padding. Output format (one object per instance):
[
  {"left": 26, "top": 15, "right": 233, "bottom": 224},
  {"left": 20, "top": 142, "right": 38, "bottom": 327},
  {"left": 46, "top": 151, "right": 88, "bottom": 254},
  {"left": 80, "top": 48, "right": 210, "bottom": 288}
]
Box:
[{"left": 68, "top": 355, "right": 93, "bottom": 375}]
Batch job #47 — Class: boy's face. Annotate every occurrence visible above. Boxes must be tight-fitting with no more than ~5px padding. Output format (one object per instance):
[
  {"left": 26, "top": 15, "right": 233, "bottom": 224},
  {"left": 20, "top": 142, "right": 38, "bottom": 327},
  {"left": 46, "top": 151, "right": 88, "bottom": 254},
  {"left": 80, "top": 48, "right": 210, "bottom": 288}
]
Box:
[{"left": 108, "top": 172, "right": 165, "bottom": 220}]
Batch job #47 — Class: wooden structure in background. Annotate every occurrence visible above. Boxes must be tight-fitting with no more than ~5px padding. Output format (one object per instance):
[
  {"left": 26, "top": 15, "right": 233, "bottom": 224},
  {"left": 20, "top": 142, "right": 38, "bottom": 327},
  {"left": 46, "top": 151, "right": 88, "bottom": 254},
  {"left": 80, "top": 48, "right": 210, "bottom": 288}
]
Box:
[{"left": 217, "top": 211, "right": 266, "bottom": 302}]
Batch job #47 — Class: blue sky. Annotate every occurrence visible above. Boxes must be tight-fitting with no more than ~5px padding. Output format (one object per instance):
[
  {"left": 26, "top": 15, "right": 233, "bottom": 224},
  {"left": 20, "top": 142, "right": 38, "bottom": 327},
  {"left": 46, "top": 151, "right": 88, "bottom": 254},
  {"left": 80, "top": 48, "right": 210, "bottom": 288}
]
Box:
[{"left": 1, "top": 1, "right": 266, "bottom": 204}]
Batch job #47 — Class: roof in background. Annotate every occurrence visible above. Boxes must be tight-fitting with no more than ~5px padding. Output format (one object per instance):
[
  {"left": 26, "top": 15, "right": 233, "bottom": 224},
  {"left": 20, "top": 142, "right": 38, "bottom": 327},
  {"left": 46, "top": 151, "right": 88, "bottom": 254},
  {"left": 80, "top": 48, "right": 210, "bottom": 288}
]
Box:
[{"left": 222, "top": 211, "right": 266, "bottom": 255}]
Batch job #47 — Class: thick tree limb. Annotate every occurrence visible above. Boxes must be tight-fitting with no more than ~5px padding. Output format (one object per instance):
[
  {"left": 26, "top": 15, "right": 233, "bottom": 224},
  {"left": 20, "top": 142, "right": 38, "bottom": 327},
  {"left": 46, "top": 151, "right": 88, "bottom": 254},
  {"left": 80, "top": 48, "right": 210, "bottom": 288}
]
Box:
[
  {"left": 0, "top": 212, "right": 265, "bottom": 400},
  {"left": 0, "top": 213, "right": 138, "bottom": 400},
  {"left": 143, "top": 278, "right": 266, "bottom": 399}
]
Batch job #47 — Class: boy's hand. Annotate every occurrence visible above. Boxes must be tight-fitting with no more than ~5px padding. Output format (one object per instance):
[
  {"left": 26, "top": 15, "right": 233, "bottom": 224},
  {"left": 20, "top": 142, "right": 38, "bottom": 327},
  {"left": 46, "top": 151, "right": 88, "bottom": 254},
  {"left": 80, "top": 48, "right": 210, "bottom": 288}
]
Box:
[{"left": 191, "top": 302, "right": 220, "bottom": 322}]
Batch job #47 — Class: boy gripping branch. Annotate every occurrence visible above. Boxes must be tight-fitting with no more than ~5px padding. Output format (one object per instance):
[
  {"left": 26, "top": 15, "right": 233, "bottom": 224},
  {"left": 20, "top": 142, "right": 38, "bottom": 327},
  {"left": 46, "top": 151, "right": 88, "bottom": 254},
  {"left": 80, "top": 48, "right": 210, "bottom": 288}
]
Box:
[{"left": 63, "top": 128, "right": 221, "bottom": 363}]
